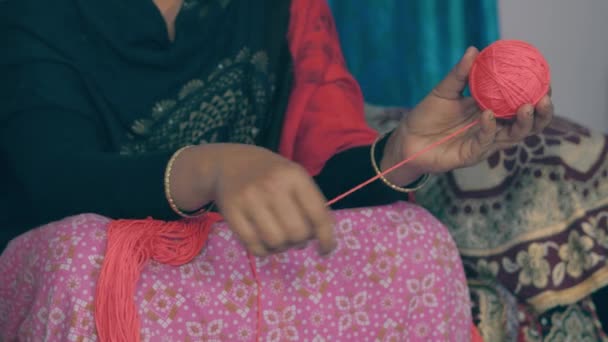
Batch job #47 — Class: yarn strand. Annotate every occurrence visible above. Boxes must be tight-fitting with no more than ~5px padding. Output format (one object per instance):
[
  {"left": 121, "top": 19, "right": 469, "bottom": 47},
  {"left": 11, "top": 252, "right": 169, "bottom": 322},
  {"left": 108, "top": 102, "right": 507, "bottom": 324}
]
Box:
[
  {"left": 247, "top": 251, "right": 263, "bottom": 342},
  {"left": 328, "top": 119, "right": 480, "bottom": 206}
]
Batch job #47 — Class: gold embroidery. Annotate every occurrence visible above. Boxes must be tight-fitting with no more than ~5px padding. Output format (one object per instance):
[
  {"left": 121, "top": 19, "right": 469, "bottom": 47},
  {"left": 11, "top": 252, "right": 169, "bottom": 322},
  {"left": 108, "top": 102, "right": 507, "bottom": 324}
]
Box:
[{"left": 121, "top": 48, "right": 274, "bottom": 155}]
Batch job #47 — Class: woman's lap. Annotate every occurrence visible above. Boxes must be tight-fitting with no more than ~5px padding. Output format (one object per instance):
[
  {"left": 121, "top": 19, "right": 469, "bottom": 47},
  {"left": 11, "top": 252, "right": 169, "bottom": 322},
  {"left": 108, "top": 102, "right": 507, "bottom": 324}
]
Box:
[{"left": 0, "top": 202, "right": 471, "bottom": 341}]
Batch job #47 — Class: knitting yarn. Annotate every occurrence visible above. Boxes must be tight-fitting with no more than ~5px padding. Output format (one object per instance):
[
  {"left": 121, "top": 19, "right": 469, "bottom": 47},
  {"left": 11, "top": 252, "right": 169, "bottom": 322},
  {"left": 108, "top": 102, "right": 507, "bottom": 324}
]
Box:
[
  {"left": 95, "top": 214, "right": 222, "bottom": 342},
  {"left": 469, "top": 40, "right": 551, "bottom": 118}
]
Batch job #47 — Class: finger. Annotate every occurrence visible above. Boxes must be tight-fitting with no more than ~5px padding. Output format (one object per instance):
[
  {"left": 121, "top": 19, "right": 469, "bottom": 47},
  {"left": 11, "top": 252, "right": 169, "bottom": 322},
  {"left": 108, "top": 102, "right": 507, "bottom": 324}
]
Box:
[
  {"left": 496, "top": 104, "right": 534, "bottom": 144},
  {"left": 223, "top": 207, "right": 268, "bottom": 257},
  {"left": 245, "top": 203, "right": 288, "bottom": 253},
  {"left": 465, "top": 110, "right": 496, "bottom": 166},
  {"left": 433, "top": 47, "right": 479, "bottom": 100},
  {"left": 477, "top": 110, "right": 497, "bottom": 146},
  {"left": 295, "top": 182, "right": 336, "bottom": 256},
  {"left": 532, "top": 95, "right": 554, "bottom": 133},
  {"left": 548, "top": 85, "right": 552, "bottom": 97},
  {"left": 462, "top": 97, "right": 478, "bottom": 109},
  {"left": 270, "top": 192, "right": 314, "bottom": 246},
  {"left": 295, "top": 241, "right": 309, "bottom": 250},
  {"left": 462, "top": 97, "right": 481, "bottom": 117}
]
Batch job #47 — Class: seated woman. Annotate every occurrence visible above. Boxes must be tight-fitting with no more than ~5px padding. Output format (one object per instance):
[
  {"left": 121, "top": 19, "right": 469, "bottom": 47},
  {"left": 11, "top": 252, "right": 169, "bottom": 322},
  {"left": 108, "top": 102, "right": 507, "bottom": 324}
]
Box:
[{"left": 0, "top": 0, "right": 553, "bottom": 340}]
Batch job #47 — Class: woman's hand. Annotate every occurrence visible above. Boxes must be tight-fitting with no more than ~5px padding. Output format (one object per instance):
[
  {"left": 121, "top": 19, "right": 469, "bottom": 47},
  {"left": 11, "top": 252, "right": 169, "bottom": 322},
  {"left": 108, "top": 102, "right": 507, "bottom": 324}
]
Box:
[
  {"left": 171, "top": 144, "right": 335, "bottom": 257},
  {"left": 381, "top": 47, "right": 554, "bottom": 185}
]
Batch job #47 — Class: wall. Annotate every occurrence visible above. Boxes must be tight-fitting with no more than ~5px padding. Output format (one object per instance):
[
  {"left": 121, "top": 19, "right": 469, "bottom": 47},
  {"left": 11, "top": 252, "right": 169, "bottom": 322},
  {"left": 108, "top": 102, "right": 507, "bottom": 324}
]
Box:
[{"left": 498, "top": 0, "right": 608, "bottom": 132}]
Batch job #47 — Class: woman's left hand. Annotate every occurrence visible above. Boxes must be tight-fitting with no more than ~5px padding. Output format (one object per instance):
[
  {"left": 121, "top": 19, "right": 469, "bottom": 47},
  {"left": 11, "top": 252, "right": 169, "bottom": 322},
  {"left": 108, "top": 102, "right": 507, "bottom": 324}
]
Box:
[{"left": 381, "top": 47, "right": 554, "bottom": 185}]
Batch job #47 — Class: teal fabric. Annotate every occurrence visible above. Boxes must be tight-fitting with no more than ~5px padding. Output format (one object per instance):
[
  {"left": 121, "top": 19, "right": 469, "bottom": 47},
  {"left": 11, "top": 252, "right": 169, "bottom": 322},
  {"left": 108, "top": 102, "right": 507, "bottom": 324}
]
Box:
[{"left": 328, "top": 0, "right": 499, "bottom": 107}]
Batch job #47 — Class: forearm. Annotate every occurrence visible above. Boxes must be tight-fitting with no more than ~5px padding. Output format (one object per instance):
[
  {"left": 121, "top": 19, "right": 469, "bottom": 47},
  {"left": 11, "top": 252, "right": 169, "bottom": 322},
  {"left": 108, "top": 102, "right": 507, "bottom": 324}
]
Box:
[
  {"left": 1, "top": 112, "right": 183, "bottom": 225},
  {"left": 313, "top": 134, "right": 412, "bottom": 209},
  {"left": 7, "top": 148, "right": 176, "bottom": 224},
  {"left": 379, "top": 129, "right": 425, "bottom": 186}
]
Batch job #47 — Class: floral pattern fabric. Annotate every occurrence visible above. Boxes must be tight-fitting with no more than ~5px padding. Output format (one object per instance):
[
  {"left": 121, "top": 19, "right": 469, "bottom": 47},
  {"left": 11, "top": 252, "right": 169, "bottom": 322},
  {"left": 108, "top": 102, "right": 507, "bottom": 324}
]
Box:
[
  {"left": 465, "top": 263, "right": 608, "bottom": 342},
  {"left": 416, "top": 116, "right": 608, "bottom": 313},
  {"left": 518, "top": 297, "right": 607, "bottom": 342},
  {"left": 364, "top": 107, "right": 608, "bottom": 339},
  {"left": 0, "top": 202, "right": 472, "bottom": 341}
]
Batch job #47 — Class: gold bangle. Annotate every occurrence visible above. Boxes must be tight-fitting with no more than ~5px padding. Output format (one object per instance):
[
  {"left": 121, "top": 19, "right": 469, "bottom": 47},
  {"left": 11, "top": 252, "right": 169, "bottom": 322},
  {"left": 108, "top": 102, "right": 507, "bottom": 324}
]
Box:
[
  {"left": 370, "top": 134, "right": 430, "bottom": 193},
  {"left": 164, "top": 145, "right": 208, "bottom": 218}
]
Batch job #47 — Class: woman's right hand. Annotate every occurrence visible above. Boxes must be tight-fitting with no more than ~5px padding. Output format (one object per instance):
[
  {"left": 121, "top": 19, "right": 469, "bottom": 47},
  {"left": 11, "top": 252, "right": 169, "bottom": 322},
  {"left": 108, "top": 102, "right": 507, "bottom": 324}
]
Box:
[{"left": 171, "top": 144, "right": 336, "bottom": 257}]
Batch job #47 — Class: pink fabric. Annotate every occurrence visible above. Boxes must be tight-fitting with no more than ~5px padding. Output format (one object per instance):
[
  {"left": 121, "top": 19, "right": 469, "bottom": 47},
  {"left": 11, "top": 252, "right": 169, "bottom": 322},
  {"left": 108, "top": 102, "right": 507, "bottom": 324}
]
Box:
[{"left": 1, "top": 202, "right": 471, "bottom": 341}]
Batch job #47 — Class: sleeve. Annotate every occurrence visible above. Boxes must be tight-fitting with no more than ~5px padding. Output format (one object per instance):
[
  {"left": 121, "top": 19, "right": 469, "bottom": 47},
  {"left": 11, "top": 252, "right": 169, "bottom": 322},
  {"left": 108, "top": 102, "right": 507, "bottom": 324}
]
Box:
[
  {"left": 313, "top": 134, "right": 409, "bottom": 209},
  {"left": 281, "top": 0, "right": 409, "bottom": 208},
  {"left": 0, "top": 36, "right": 177, "bottom": 227}
]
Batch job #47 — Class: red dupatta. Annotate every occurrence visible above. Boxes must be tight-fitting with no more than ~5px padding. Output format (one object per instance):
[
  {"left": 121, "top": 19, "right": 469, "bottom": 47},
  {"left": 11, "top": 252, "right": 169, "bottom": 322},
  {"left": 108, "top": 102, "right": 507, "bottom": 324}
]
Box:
[{"left": 279, "top": 0, "right": 378, "bottom": 175}]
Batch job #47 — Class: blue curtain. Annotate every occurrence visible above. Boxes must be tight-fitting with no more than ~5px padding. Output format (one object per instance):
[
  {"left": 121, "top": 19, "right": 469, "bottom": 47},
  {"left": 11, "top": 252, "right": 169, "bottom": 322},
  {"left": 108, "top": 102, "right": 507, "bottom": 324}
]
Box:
[{"left": 328, "top": 0, "right": 499, "bottom": 107}]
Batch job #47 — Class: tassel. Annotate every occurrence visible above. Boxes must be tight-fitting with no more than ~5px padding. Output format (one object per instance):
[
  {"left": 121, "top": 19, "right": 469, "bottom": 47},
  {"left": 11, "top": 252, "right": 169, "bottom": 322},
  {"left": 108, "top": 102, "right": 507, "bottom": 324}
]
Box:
[{"left": 95, "top": 213, "right": 222, "bottom": 341}]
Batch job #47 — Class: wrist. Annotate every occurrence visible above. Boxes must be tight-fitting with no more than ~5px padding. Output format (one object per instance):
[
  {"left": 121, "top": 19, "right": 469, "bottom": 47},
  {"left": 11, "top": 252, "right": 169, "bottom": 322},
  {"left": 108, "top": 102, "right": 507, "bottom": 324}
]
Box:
[
  {"left": 379, "top": 130, "right": 426, "bottom": 186},
  {"left": 169, "top": 144, "right": 217, "bottom": 212}
]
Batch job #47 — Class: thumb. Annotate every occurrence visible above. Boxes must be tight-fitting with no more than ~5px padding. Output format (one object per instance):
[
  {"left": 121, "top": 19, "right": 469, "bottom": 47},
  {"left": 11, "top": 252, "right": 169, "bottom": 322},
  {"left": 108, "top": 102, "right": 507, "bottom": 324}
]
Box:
[{"left": 433, "top": 47, "right": 479, "bottom": 100}]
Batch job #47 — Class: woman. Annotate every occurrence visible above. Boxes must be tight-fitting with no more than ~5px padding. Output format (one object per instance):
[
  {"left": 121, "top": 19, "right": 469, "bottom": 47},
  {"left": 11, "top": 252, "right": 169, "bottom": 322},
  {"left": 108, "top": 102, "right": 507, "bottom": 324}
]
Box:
[{"left": 0, "top": 0, "right": 553, "bottom": 340}]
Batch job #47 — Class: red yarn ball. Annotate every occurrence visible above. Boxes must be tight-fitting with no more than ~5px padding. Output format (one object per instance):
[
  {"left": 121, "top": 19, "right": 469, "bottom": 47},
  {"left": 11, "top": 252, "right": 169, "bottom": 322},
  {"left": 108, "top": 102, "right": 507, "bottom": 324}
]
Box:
[{"left": 469, "top": 40, "right": 551, "bottom": 119}]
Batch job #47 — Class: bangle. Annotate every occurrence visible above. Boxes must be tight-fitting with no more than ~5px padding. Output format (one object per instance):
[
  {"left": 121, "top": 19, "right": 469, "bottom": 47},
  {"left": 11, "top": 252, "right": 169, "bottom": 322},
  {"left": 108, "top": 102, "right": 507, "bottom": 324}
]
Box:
[
  {"left": 370, "top": 134, "right": 430, "bottom": 193},
  {"left": 164, "top": 145, "right": 208, "bottom": 218}
]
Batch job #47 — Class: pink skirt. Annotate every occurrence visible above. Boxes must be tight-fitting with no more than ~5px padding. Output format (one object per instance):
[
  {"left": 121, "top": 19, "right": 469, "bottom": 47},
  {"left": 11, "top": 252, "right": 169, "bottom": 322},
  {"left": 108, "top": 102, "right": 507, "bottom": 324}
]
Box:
[{"left": 0, "top": 202, "right": 472, "bottom": 341}]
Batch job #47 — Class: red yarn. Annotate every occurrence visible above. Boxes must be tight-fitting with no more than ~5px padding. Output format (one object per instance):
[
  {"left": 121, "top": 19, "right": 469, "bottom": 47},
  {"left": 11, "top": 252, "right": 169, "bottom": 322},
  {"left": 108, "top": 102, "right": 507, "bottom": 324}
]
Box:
[
  {"left": 247, "top": 252, "right": 263, "bottom": 341},
  {"left": 469, "top": 40, "right": 551, "bottom": 118},
  {"left": 95, "top": 213, "right": 221, "bottom": 342}
]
